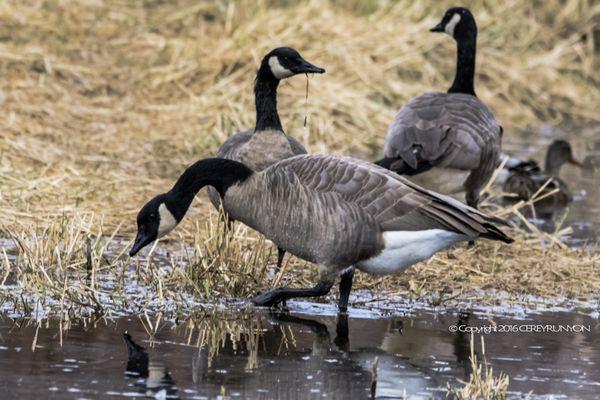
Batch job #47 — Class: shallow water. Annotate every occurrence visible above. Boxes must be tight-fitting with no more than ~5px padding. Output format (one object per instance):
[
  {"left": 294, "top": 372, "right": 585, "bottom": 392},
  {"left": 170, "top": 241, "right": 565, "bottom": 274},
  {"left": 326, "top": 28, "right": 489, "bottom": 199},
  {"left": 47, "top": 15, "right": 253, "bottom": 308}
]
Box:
[{"left": 1, "top": 306, "right": 598, "bottom": 399}]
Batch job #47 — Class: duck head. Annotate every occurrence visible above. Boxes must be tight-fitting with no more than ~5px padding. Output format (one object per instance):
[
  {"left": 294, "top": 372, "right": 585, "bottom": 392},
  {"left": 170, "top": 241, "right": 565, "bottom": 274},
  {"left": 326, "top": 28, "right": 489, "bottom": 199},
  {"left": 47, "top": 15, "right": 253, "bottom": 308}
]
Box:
[
  {"left": 430, "top": 7, "right": 477, "bottom": 40},
  {"left": 545, "top": 140, "right": 582, "bottom": 175},
  {"left": 129, "top": 193, "right": 179, "bottom": 257},
  {"left": 259, "top": 47, "right": 325, "bottom": 80}
]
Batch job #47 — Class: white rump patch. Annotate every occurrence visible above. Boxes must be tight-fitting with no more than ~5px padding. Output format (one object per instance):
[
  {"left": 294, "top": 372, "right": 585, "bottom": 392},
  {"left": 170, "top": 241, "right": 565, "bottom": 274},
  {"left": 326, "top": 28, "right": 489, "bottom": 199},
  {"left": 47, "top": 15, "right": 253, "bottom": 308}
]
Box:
[
  {"left": 358, "top": 230, "right": 467, "bottom": 276},
  {"left": 268, "top": 56, "right": 294, "bottom": 79},
  {"left": 445, "top": 13, "right": 461, "bottom": 36},
  {"left": 157, "top": 203, "right": 178, "bottom": 237}
]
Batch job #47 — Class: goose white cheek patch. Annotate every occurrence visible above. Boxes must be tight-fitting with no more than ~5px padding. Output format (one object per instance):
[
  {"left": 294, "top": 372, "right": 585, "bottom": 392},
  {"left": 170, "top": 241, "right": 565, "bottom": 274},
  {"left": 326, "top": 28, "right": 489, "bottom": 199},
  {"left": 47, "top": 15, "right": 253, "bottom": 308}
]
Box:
[
  {"left": 157, "top": 203, "right": 178, "bottom": 237},
  {"left": 268, "top": 56, "right": 294, "bottom": 79},
  {"left": 445, "top": 13, "right": 461, "bottom": 36}
]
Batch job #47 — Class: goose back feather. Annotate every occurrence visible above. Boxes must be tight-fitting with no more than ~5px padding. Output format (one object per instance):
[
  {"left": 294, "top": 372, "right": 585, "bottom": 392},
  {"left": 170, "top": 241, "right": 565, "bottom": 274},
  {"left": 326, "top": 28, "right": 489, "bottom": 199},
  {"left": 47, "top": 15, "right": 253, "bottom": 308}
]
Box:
[
  {"left": 223, "top": 154, "right": 511, "bottom": 273},
  {"left": 383, "top": 92, "right": 501, "bottom": 200},
  {"left": 207, "top": 129, "right": 306, "bottom": 209}
]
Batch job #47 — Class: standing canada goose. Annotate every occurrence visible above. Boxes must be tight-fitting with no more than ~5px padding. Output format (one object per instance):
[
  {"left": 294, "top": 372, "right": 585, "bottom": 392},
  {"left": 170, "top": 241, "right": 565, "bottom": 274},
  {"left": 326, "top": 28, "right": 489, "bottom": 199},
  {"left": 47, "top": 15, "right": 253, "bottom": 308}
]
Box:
[
  {"left": 375, "top": 7, "right": 502, "bottom": 209},
  {"left": 207, "top": 47, "right": 325, "bottom": 270},
  {"left": 503, "top": 140, "right": 582, "bottom": 209},
  {"left": 129, "top": 154, "right": 512, "bottom": 312}
]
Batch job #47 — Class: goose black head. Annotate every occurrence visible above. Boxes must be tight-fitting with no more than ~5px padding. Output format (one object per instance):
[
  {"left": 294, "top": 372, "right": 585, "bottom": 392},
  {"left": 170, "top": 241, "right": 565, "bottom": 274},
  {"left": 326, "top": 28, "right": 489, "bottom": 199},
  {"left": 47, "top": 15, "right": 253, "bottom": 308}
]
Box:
[
  {"left": 260, "top": 47, "right": 325, "bottom": 80},
  {"left": 545, "top": 140, "right": 582, "bottom": 174},
  {"left": 130, "top": 193, "right": 179, "bottom": 257},
  {"left": 430, "top": 7, "right": 477, "bottom": 39}
]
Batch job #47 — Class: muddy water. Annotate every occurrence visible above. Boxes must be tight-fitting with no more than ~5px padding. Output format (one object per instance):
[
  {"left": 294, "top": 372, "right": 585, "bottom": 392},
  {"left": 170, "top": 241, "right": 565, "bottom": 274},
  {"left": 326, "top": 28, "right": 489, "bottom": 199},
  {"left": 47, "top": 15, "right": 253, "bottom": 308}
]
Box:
[{"left": 0, "top": 307, "right": 598, "bottom": 399}]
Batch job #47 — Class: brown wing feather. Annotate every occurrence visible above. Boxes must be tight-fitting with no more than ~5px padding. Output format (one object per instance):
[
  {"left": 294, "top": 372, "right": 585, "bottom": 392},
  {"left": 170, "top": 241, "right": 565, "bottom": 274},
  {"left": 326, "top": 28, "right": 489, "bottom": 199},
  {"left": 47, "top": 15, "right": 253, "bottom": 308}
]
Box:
[
  {"left": 384, "top": 92, "right": 502, "bottom": 194},
  {"left": 385, "top": 93, "right": 501, "bottom": 169},
  {"left": 273, "top": 154, "right": 511, "bottom": 242}
]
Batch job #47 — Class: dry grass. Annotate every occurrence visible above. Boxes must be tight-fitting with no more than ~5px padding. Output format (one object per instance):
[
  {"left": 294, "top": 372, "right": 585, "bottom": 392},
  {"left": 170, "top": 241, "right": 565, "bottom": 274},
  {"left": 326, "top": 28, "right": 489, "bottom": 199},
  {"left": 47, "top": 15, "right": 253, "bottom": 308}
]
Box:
[
  {"left": 1, "top": 206, "right": 598, "bottom": 318},
  {"left": 0, "top": 0, "right": 599, "bottom": 316},
  {"left": 446, "top": 335, "right": 510, "bottom": 399}
]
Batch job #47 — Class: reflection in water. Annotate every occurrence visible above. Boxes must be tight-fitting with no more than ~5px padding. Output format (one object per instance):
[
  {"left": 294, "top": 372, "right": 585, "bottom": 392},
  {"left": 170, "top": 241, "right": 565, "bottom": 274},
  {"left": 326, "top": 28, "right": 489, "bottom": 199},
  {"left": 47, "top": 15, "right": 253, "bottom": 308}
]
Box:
[
  {"left": 452, "top": 312, "right": 473, "bottom": 380},
  {"left": 123, "top": 332, "right": 178, "bottom": 399},
  {"left": 0, "top": 309, "right": 598, "bottom": 399},
  {"left": 189, "top": 312, "right": 385, "bottom": 398}
]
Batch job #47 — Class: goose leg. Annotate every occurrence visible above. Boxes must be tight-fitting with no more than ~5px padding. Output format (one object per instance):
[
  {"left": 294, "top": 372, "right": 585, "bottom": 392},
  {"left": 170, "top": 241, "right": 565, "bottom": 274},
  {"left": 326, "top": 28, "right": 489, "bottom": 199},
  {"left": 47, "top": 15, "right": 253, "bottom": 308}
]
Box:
[
  {"left": 276, "top": 247, "right": 286, "bottom": 270},
  {"left": 338, "top": 268, "right": 354, "bottom": 313},
  {"left": 251, "top": 279, "right": 334, "bottom": 308}
]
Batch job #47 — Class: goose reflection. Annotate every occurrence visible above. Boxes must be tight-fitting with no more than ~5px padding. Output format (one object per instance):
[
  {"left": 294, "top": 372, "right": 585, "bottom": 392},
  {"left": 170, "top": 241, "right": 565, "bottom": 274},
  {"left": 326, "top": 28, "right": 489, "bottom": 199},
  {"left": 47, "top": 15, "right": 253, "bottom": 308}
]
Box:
[
  {"left": 190, "top": 312, "right": 433, "bottom": 398},
  {"left": 123, "top": 331, "right": 178, "bottom": 399}
]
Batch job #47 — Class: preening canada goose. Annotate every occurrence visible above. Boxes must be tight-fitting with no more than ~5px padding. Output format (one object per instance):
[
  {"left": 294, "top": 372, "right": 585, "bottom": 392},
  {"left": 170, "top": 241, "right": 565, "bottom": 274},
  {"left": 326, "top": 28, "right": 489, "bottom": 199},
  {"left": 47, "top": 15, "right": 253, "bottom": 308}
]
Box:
[
  {"left": 130, "top": 154, "right": 512, "bottom": 311},
  {"left": 503, "top": 140, "right": 582, "bottom": 210},
  {"left": 207, "top": 47, "right": 325, "bottom": 269},
  {"left": 375, "top": 7, "right": 502, "bottom": 209}
]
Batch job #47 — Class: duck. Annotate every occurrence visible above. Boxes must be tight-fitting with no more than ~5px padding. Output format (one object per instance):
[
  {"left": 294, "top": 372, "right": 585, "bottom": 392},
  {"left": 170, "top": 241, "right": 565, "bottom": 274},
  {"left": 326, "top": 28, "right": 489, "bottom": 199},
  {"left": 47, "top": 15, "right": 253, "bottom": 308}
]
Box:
[
  {"left": 503, "top": 140, "right": 582, "bottom": 210},
  {"left": 207, "top": 47, "right": 325, "bottom": 270},
  {"left": 129, "top": 154, "right": 512, "bottom": 312},
  {"left": 375, "top": 7, "right": 502, "bottom": 209}
]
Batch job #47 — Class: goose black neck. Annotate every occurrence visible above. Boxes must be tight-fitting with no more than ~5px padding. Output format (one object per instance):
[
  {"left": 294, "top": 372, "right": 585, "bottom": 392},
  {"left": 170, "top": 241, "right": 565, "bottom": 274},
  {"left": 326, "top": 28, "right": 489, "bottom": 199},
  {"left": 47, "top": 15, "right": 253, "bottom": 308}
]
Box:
[
  {"left": 254, "top": 66, "right": 283, "bottom": 132},
  {"left": 448, "top": 33, "right": 477, "bottom": 96},
  {"left": 165, "top": 158, "right": 253, "bottom": 221}
]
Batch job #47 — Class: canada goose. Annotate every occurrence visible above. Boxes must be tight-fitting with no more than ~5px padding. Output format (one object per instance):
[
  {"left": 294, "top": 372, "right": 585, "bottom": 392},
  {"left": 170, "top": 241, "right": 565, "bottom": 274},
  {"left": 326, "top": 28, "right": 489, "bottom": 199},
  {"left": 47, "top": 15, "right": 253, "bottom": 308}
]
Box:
[
  {"left": 375, "top": 7, "right": 502, "bottom": 209},
  {"left": 129, "top": 154, "right": 512, "bottom": 311},
  {"left": 503, "top": 140, "right": 582, "bottom": 209},
  {"left": 207, "top": 47, "right": 325, "bottom": 269}
]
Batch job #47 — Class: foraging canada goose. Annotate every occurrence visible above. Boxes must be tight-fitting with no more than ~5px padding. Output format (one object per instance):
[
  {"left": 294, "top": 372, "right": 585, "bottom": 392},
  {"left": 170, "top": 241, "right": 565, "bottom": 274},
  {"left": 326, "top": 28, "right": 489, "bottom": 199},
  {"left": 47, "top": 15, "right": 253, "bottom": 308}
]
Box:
[
  {"left": 375, "top": 7, "right": 502, "bottom": 209},
  {"left": 130, "top": 154, "right": 512, "bottom": 311},
  {"left": 503, "top": 140, "right": 582, "bottom": 209},
  {"left": 207, "top": 47, "right": 325, "bottom": 269}
]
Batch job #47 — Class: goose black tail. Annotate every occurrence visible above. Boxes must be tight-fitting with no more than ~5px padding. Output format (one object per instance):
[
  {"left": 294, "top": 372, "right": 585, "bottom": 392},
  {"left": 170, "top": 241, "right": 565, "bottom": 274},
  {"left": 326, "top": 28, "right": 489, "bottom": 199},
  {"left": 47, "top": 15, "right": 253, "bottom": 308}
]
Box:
[
  {"left": 374, "top": 157, "right": 433, "bottom": 176},
  {"left": 480, "top": 224, "right": 513, "bottom": 244}
]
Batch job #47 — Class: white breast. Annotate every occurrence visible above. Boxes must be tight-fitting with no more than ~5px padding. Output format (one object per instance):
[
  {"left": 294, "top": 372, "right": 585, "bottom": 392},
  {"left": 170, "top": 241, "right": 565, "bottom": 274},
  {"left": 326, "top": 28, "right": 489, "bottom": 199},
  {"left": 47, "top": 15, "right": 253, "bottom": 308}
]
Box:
[{"left": 358, "top": 230, "right": 467, "bottom": 276}]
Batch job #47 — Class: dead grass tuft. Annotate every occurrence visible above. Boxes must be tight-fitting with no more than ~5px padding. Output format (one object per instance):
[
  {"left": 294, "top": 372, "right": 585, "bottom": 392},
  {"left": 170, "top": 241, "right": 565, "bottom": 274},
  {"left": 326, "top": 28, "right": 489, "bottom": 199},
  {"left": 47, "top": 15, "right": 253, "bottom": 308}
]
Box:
[{"left": 447, "top": 335, "right": 510, "bottom": 399}]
